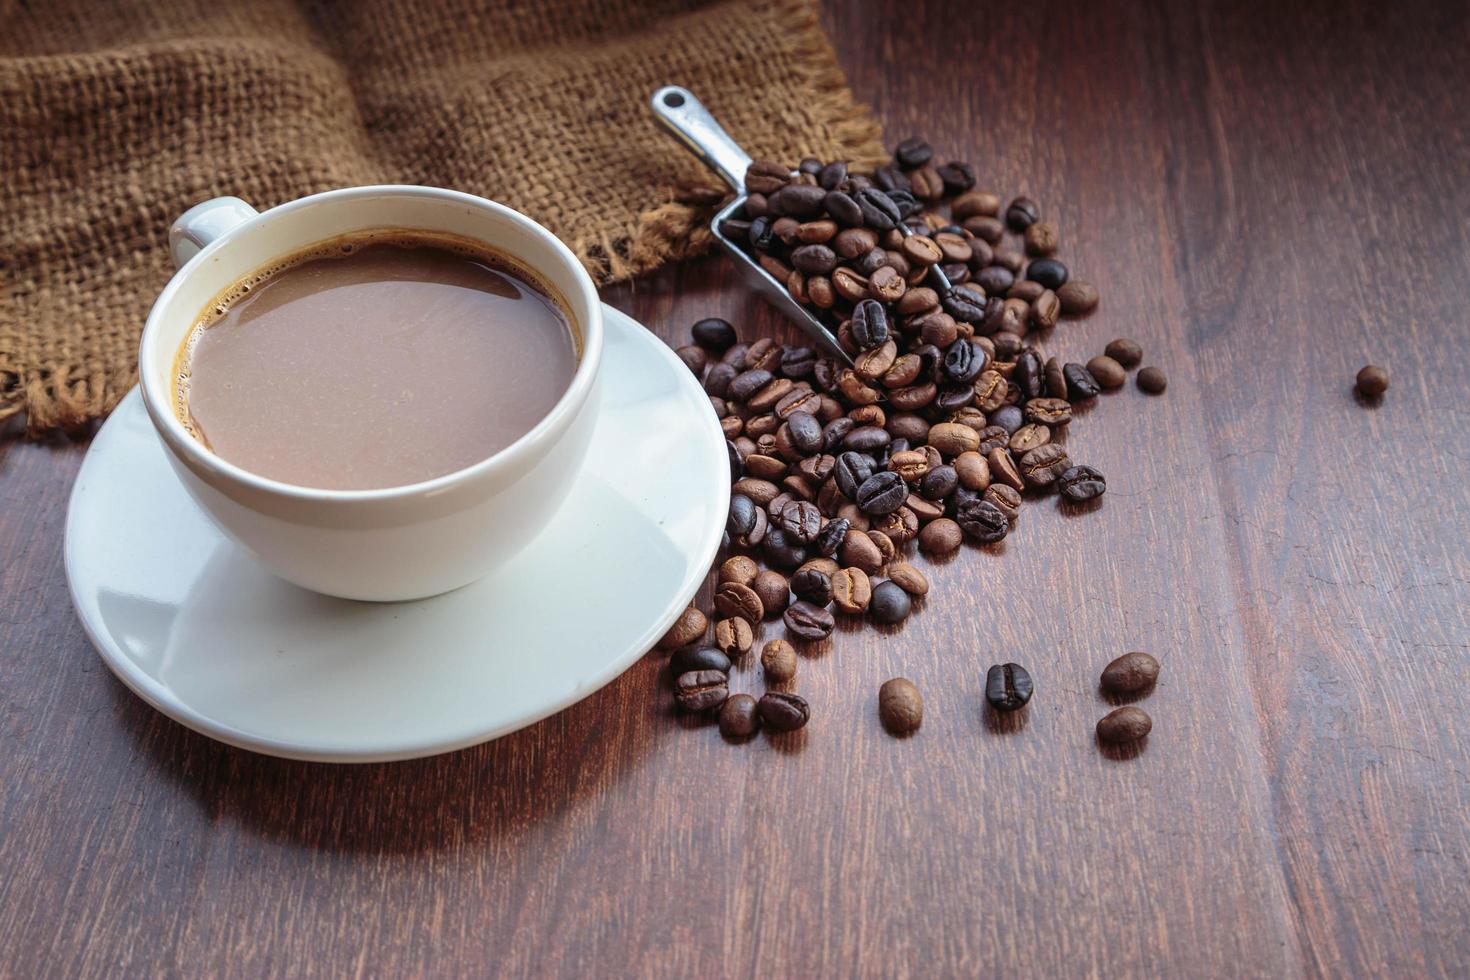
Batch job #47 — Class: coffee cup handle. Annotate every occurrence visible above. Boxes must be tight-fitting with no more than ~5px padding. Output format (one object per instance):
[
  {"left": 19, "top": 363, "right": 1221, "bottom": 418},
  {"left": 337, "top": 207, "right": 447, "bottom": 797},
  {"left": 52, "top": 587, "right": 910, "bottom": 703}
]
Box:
[{"left": 168, "top": 197, "right": 260, "bottom": 269}]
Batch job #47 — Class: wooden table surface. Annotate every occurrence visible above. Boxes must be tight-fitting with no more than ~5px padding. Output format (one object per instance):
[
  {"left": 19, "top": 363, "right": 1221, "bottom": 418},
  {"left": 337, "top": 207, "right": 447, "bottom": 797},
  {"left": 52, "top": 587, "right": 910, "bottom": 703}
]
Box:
[{"left": 4, "top": 1, "right": 1469, "bottom": 976}]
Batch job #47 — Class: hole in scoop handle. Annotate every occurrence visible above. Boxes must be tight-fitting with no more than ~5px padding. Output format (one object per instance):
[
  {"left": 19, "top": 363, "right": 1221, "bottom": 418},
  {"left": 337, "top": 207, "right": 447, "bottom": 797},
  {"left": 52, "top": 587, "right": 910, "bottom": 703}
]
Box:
[
  {"left": 650, "top": 86, "right": 753, "bottom": 193},
  {"left": 169, "top": 197, "right": 260, "bottom": 269}
]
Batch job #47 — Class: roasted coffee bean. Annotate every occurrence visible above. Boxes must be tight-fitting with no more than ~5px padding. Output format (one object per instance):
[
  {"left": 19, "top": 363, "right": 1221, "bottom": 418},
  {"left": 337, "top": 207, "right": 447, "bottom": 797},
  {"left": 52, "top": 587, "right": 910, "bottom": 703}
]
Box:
[
  {"left": 869, "top": 581, "right": 912, "bottom": 625},
  {"left": 1039, "top": 358, "right": 1064, "bottom": 400},
  {"left": 728, "top": 368, "right": 772, "bottom": 403},
  {"left": 762, "top": 526, "right": 807, "bottom": 571},
  {"left": 992, "top": 331, "right": 1023, "bottom": 359},
  {"left": 855, "top": 471, "right": 908, "bottom": 515},
  {"left": 691, "top": 316, "right": 738, "bottom": 352},
  {"left": 719, "top": 216, "right": 753, "bottom": 241},
  {"left": 953, "top": 190, "right": 1000, "bottom": 219},
  {"left": 974, "top": 426, "right": 1009, "bottom": 455},
  {"left": 975, "top": 265, "right": 1015, "bottom": 296},
  {"left": 1058, "top": 280, "right": 1100, "bottom": 315},
  {"left": 1005, "top": 197, "right": 1040, "bottom": 231},
  {"left": 831, "top": 565, "right": 874, "bottom": 613},
  {"left": 855, "top": 188, "right": 901, "bottom": 230},
  {"left": 1024, "top": 397, "right": 1072, "bottom": 426},
  {"left": 875, "top": 506, "right": 919, "bottom": 544},
  {"left": 1020, "top": 444, "right": 1071, "bottom": 490},
  {"left": 1137, "top": 366, "right": 1168, "bottom": 394},
  {"left": 866, "top": 264, "right": 906, "bottom": 303},
  {"left": 791, "top": 243, "right": 837, "bottom": 275},
  {"left": 744, "top": 159, "right": 791, "bottom": 195},
  {"left": 872, "top": 165, "right": 909, "bottom": 194},
  {"left": 1101, "top": 652, "right": 1160, "bottom": 694},
  {"left": 1026, "top": 257, "right": 1068, "bottom": 289},
  {"left": 784, "top": 600, "right": 835, "bottom": 642},
  {"left": 779, "top": 499, "right": 823, "bottom": 543},
  {"left": 1030, "top": 289, "right": 1061, "bottom": 329},
  {"left": 941, "top": 290, "right": 986, "bottom": 325},
  {"left": 727, "top": 440, "right": 744, "bottom": 480},
  {"left": 905, "top": 494, "right": 945, "bottom": 524},
  {"left": 1063, "top": 363, "right": 1100, "bottom": 401},
  {"left": 714, "top": 617, "right": 754, "bottom": 658},
  {"left": 935, "top": 231, "right": 973, "bottom": 264},
  {"left": 751, "top": 570, "right": 791, "bottom": 617},
  {"left": 658, "top": 606, "right": 708, "bottom": 650},
  {"left": 1058, "top": 465, "right": 1107, "bottom": 502},
  {"left": 743, "top": 454, "right": 787, "bottom": 480},
  {"left": 781, "top": 345, "right": 817, "bottom": 378},
  {"left": 942, "top": 339, "right": 985, "bottom": 384},
  {"left": 790, "top": 568, "right": 833, "bottom": 606},
  {"left": 817, "top": 160, "right": 848, "bottom": 190},
  {"left": 893, "top": 137, "right": 933, "bottom": 169},
  {"left": 954, "top": 451, "right": 992, "bottom": 490},
  {"left": 1008, "top": 279, "right": 1046, "bottom": 303},
  {"left": 823, "top": 417, "right": 856, "bottom": 452},
  {"left": 748, "top": 215, "right": 778, "bottom": 251},
  {"left": 755, "top": 642, "right": 798, "bottom": 689},
  {"left": 744, "top": 337, "right": 780, "bottom": 371},
  {"left": 888, "top": 448, "right": 930, "bottom": 483},
  {"left": 1097, "top": 706, "right": 1152, "bottom": 743},
  {"left": 966, "top": 215, "right": 1006, "bottom": 244},
  {"left": 878, "top": 677, "right": 924, "bottom": 734},
  {"left": 719, "top": 693, "right": 760, "bottom": 737},
  {"left": 850, "top": 299, "right": 890, "bottom": 350},
  {"left": 1104, "top": 338, "right": 1142, "bottom": 369},
  {"left": 758, "top": 692, "right": 810, "bottom": 732},
  {"left": 983, "top": 483, "right": 1022, "bottom": 521},
  {"left": 1087, "top": 355, "right": 1126, "bottom": 389},
  {"left": 834, "top": 451, "right": 875, "bottom": 500},
  {"left": 1009, "top": 423, "right": 1051, "bottom": 453},
  {"left": 927, "top": 421, "right": 981, "bottom": 457},
  {"left": 885, "top": 561, "right": 929, "bottom": 597},
  {"left": 988, "top": 447, "right": 1024, "bottom": 491},
  {"left": 1356, "top": 364, "right": 1389, "bottom": 397},
  {"left": 908, "top": 165, "right": 945, "bottom": 201},
  {"left": 670, "top": 645, "right": 731, "bottom": 676},
  {"left": 832, "top": 267, "right": 870, "bottom": 303},
  {"left": 918, "top": 517, "right": 963, "bottom": 555},
  {"left": 796, "top": 219, "right": 838, "bottom": 244},
  {"left": 703, "top": 362, "right": 737, "bottom": 398},
  {"left": 854, "top": 247, "right": 890, "bottom": 277},
  {"left": 825, "top": 190, "right": 865, "bottom": 228},
  {"left": 677, "top": 345, "right": 708, "bottom": 375},
  {"left": 674, "top": 669, "right": 729, "bottom": 713},
  {"left": 1014, "top": 350, "right": 1044, "bottom": 399},
  {"left": 990, "top": 405, "right": 1024, "bottom": 435},
  {"left": 935, "top": 159, "right": 976, "bottom": 194},
  {"left": 956, "top": 497, "right": 1010, "bottom": 543},
  {"left": 727, "top": 494, "right": 768, "bottom": 546},
  {"left": 985, "top": 663, "right": 1033, "bottom": 711},
  {"left": 974, "top": 370, "right": 1007, "bottom": 412},
  {"left": 813, "top": 517, "right": 849, "bottom": 557},
  {"left": 920, "top": 464, "right": 959, "bottom": 500},
  {"left": 844, "top": 425, "right": 891, "bottom": 455},
  {"left": 786, "top": 411, "right": 823, "bottom": 456},
  {"left": 1024, "top": 221, "right": 1059, "bottom": 255},
  {"left": 748, "top": 378, "right": 794, "bottom": 412},
  {"left": 774, "top": 182, "right": 828, "bottom": 219}
]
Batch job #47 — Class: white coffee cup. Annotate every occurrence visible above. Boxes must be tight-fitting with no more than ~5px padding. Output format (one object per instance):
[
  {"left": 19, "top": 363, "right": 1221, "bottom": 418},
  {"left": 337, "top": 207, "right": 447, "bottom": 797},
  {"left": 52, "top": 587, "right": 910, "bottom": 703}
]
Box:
[{"left": 138, "top": 186, "right": 604, "bottom": 601}]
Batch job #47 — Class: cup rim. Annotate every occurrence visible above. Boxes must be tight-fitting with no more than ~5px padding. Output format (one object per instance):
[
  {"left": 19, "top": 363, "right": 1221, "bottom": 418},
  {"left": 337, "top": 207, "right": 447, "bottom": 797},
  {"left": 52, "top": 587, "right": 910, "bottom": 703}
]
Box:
[{"left": 138, "top": 185, "right": 604, "bottom": 503}]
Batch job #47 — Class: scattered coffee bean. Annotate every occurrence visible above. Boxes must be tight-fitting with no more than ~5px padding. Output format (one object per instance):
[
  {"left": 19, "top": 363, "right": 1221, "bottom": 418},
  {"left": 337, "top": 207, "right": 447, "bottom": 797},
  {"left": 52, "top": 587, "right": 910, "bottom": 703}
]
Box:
[
  {"left": 784, "top": 600, "right": 835, "bottom": 642},
  {"left": 869, "top": 581, "right": 912, "bottom": 625},
  {"left": 1356, "top": 364, "right": 1389, "bottom": 397},
  {"left": 657, "top": 606, "right": 708, "bottom": 650},
  {"left": 832, "top": 566, "right": 873, "bottom": 614},
  {"left": 1026, "top": 257, "right": 1068, "bottom": 289},
  {"left": 1056, "top": 280, "right": 1099, "bottom": 315},
  {"left": 1104, "top": 337, "right": 1142, "bottom": 368},
  {"left": 1005, "top": 196, "right": 1040, "bottom": 231},
  {"left": 719, "top": 693, "right": 760, "bottom": 737},
  {"left": 1137, "top": 365, "right": 1168, "bottom": 394},
  {"left": 674, "top": 670, "right": 728, "bottom": 713},
  {"left": 918, "top": 517, "right": 963, "bottom": 555},
  {"left": 1024, "top": 221, "right": 1059, "bottom": 256},
  {"left": 1097, "top": 706, "right": 1152, "bottom": 743},
  {"left": 885, "top": 561, "right": 929, "bottom": 596},
  {"left": 1058, "top": 465, "right": 1106, "bottom": 502},
  {"left": 691, "top": 317, "right": 737, "bottom": 352},
  {"left": 790, "top": 567, "right": 833, "bottom": 606},
  {"left": 670, "top": 646, "right": 730, "bottom": 677},
  {"left": 1064, "top": 362, "right": 1100, "bottom": 401},
  {"left": 758, "top": 691, "right": 810, "bottom": 732},
  {"left": 714, "top": 617, "right": 754, "bottom": 658},
  {"left": 751, "top": 570, "right": 790, "bottom": 617},
  {"left": 855, "top": 471, "right": 908, "bottom": 515},
  {"left": 1086, "top": 355, "right": 1126, "bottom": 389},
  {"left": 1100, "top": 651, "right": 1160, "bottom": 694},
  {"left": 956, "top": 497, "right": 1009, "bottom": 543},
  {"left": 985, "top": 663, "right": 1033, "bottom": 712},
  {"left": 878, "top": 678, "right": 924, "bottom": 735},
  {"left": 720, "top": 555, "right": 759, "bottom": 586},
  {"left": 714, "top": 581, "right": 765, "bottom": 624},
  {"left": 761, "top": 639, "right": 798, "bottom": 683},
  {"left": 1020, "top": 444, "right": 1071, "bottom": 490}
]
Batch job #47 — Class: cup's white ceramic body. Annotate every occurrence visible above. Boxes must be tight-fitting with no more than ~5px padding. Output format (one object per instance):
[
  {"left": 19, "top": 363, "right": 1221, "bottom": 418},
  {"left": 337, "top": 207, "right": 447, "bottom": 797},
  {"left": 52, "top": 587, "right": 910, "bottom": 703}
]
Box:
[{"left": 138, "top": 186, "right": 604, "bottom": 601}]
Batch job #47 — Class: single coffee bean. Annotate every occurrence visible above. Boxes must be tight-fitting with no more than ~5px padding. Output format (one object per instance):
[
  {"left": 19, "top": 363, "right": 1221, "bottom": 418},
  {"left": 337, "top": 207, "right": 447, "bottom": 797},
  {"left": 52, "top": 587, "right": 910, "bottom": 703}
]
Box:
[
  {"left": 954, "top": 450, "right": 991, "bottom": 490},
  {"left": 727, "top": 494, "right": 767, "bottom": 547},
  {"left": 703, "top": 362, "right": 737, "bottom": 398},
  {"left": 1030, "top": 289, "right": 1061, "bottom": 329},
  {"left": 1008, "top": 279, "right": 1046, "bottom": 303},
  {"left": 956, "top": 497, "right": 1010, "bottom": 543},
  {"left": 779, "top": 499, "right": 823, "bottom": 543},
  {"left": 676, "top": 345, "right": 708, "bottom": 375},
  {"left": 728, "top": 368, "right": 773, "bottom": 403},
  {"left": 894, "top": 137, "right": 933, "bottom": 169},
  {"left": 886, "top": 561, "right": 929, "bottom": 597},
  {"left": 797, "top": 556, "right": 840, "bottom": 578},
  {"left": 1087, "top": 355, "right": 1126, "bottom": 389},
  {"left": 942, "top": 339, "right": 986, "bottom": 384},
  {"left": 1101, "top": 651, "right": 1161, "bottom": 694},
  {"left": 851, "top": 298, "right": 891, "bottom": 349},
  {"left": 790, "top": 567, "right": 833, "bottom": 606},
  {"left": 674, "top": 669, "right": 728, "bottom": 713},
  {"left": 975, "top": 265, "right": 1015, "bottom": 295},
  {"left": 927, "top": 421, "right": 981, "bottom": 457},
  {"left": 761, "top": 638, "right": 798, "bottom": 683},
  {"left": 719, "top": 693, "right": 760, "bottom": 738},
  {"left": 1014, "top": 350, "right": 1044, "bottom": 400},
  {"left": 855, "top": 471, "right": 908, "bottom": 515},
  {"left": 818, "top": 160, "right": 848, "bottom": 189},
  {"left": 762, "top": 526, "right": 807, "bottom": 571},
  {"left": 1026, "top": 257, "right": 1068, "bottom": 289},
  {"left": 1009, "top": 423, "right": 1051, "bottom": 453},
  {"left": 953, "top": 190, "right": 1000, "bottom": 220},
  {"left": 784, "top": 599, "right": 835, "bottom": 642},
  {"left": 1005, "top": 197, "right": 1040, "bottom": 231},
  {"left": 743, "top": 159, "right": 791, "bottom": 195},
  {"left": 720, "top": 554, "right": 759, "bottom": 586},
  {"left": 786, "top": 411, "right": 823, "bottom": 456},
  {"left": 758, "top": 692, "right": 810, "bottom": 732},
  {"left": 843, "top": 424, "right": 890, "bottom": 454},
  {"left": 1356, "top": 364, "right": 1389, "bottom": 397},
  {"left": 1137, "top": 365, "right": 1168, "bottom": 394},
  {"left": 782, "top": 346, "right": 817, "bottom": 378},
  {"left": 1097, "top": 706, "right": 1152, "bottom": 743},
  {"left": 813, "top": 517, "right": 850, "bottom": 558},
  {"left": 670, "top": 645, "right": 731, "bottom": 676},
  {"left": 714, "top": 617, "right": 754, "bottom": 658},
  {"left": 918, "top": 517, "right": 963, "bottom": 555},
  {"left": 1104, "top": 337, "right": 1142, "bottom": 368},
  {"left": 983, "top": 483, "right": 1022, "bottom": 521},
  {"left": 856, "top": 188, "right": 902, "bottom": 230},
  {"left": 774, "top": 182, "right": 828, "bottom": 219},
  {"left": 1064, "top": 363, "right": 1100, "bottom": 401},
  {"left": 1024, "top": 397, "right": 1072, "bottom": 426},
  {"left": 657, "top": 606, "right": 708, "bottom": 650},
  {"left": 751, "top": 570, "right": 791, "bottom": 617},
  {"left": 941, "top": 291, "right": 986, "bottom": 325},
  {"left": 1020, "top": 443, "right": 1071, "bottom": 490},
  {"left": 1058, "top": 464, "right": 1107, "bottom": 502},
  {"left": 878, "top": 677, "right": 924, "bottom": 735},
  {"left": 990, "top": 405, "right": 1024, "bottom": 435},
  {"left": 985, "top": 663, "right": 1033, "bottom": 711},
  {"left": 1058, "top": 280, "right": 1100, "bottom": 315},
  {"left": 1024, "top": 221, "right": 1059, "bottom": 256},
  {"left": 823, "top": 417, "right": 856, "bottom": 452},
  {"left": 869, "top": 581, "right": 912, "bottom": 625},
  {"left": 791, "top": 243, "right": 837, "bottom": 275},
  {"left": 920, "top": 464, "right": 959, "bottom": 500},
  {"left": 966, "top": 215, "right": 1006, "bottom": 244},
  {"left": 831, "top": 566, "right": 873, "bottom": 613},
  {"left": 988, "top": 447, "right": 1025, "bottom": 491},
  {"left": 691, "top": 317, "right": 737, "bottom": 352}
]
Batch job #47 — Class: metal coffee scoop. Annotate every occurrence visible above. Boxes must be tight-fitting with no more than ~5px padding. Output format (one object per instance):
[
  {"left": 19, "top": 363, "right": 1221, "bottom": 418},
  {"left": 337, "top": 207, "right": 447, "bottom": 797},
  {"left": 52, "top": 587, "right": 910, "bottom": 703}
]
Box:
[{"left": 651, "top": 86, "right": 959, "bottom": 370}]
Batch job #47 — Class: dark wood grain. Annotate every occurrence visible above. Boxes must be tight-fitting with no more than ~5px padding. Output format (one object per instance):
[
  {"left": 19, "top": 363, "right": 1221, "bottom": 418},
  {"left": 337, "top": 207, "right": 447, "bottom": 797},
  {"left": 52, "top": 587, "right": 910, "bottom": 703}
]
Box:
[{"left": 3, "top": 1, "right": 1469, "bottom": 975}]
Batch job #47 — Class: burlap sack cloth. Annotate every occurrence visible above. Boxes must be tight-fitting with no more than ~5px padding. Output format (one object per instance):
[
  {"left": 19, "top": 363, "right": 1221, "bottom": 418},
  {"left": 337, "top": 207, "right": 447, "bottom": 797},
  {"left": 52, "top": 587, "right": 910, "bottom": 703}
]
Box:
[{"left": 0, "top": 0, "right": 883, "bottom": 433}]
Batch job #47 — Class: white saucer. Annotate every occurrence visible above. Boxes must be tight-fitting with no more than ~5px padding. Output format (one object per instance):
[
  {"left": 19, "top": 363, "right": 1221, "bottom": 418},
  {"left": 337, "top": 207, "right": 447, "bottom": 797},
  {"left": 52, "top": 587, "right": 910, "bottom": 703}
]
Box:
[{"left": 65, "top": 305, "right": 728, "bottom": 762}]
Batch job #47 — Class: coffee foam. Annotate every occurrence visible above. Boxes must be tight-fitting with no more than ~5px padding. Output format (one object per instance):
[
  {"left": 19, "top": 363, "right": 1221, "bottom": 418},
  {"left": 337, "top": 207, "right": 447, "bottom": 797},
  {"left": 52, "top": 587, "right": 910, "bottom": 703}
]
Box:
[{"left": 171, "top": 229, "right": 579, "bottom": 444}]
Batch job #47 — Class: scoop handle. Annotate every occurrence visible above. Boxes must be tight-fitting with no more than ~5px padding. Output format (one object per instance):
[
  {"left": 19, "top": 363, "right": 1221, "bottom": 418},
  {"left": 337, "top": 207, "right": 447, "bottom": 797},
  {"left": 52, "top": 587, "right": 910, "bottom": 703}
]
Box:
[{"left": 650, "top": 87, "right": 753, "bottom": 192}]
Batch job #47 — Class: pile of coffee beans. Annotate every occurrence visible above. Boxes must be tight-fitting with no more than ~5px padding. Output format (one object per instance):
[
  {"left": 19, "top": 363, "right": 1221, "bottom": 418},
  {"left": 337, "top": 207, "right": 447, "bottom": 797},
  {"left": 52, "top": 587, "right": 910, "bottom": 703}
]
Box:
[{"left": 658, "top": 138, "right": 1167, "bottom": 744}]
